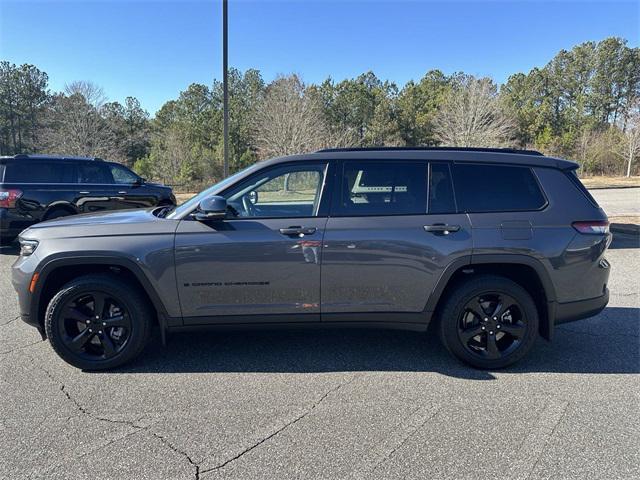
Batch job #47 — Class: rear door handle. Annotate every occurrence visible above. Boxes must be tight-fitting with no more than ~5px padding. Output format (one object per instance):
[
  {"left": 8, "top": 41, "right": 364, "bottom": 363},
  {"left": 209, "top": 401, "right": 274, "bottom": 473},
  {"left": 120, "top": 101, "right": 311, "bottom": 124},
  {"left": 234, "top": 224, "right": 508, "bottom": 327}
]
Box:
[
  {"left": 279, "top": 226, "right": 317, "bottom": 236},
  {"left": 79, "top": 191, "right": 90, "bottom": 195},
  {"left": 118, "top": 191, "right": 127, "bottom": 194},
  {"left": 424, "top": 224, "right": 460, "bottom": 235}
]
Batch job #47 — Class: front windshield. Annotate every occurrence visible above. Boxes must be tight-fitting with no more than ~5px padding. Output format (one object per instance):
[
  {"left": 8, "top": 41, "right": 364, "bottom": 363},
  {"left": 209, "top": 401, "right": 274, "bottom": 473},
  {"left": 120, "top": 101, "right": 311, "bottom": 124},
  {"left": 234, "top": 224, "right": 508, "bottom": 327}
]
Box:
[{"left": 166, "top": 166, "right": 255, "bottom": 219}]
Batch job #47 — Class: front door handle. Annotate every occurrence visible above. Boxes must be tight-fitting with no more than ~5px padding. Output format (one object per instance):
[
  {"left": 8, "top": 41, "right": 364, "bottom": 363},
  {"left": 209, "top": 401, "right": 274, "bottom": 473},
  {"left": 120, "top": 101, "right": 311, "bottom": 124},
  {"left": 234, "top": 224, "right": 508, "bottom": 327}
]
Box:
[
  {"left": 424, "top": 224, "right": 460, "bottom": 235},
  {"left": 279, "top": 226, "right": 317, "bottom": 236},
  {"left": 118, "top": 191, "right": 127, "bottom": 194},
  {"left": 79, "top": 191, "right": 90, "bottom": 195}
]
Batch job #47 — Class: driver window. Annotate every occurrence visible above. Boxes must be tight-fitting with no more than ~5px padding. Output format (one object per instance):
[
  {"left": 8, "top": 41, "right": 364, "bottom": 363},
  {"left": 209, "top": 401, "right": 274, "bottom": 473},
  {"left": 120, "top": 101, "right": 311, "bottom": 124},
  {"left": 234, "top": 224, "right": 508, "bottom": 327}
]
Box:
[
  {"left": 110, "top": 164, "right": 139, "bottom": 184},
  {"left": 225, "top": 163, "right": 327, "bottom": 218}
]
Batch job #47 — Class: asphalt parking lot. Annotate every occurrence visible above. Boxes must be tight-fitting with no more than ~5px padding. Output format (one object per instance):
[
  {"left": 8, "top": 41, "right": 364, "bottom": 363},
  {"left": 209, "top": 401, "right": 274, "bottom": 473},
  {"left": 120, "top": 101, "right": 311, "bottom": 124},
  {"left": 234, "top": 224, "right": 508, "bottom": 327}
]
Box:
[{"left": 1, "top": 189, "right": 639, "bottom": 480}]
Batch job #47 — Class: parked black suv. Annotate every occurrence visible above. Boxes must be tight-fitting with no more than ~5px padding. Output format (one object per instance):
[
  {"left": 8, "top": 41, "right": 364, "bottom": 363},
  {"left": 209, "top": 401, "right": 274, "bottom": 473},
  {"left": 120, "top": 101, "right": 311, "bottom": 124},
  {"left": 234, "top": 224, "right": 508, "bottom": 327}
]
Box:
[
  {"left": 0, "top": 154, "right": 176, "bottom": 243},
  {"left": 11, "top": 148, "right": 611, "bottom": 370}
]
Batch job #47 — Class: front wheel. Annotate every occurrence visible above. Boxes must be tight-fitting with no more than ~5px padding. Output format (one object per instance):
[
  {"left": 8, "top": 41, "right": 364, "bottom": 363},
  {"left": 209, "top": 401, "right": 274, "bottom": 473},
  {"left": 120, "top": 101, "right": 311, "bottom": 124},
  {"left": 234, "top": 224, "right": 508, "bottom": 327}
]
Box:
[
  {"left": 438, "top": 275, "right": 539, "bottom": 369},
  {"left": 44, "top": 274, "right": 153, "bottom": 370}
]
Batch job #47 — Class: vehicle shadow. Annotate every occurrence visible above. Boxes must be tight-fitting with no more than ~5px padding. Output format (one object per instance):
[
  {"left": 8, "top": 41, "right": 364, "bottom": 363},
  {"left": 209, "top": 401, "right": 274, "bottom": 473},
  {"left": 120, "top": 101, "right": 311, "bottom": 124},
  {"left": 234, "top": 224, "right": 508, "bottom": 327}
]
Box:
[
  {"left": 609, "top": 231, "right": 639, "bottom": 249},
  {"left": 115, "top": 306, "right": 639, "bottom": 379}
]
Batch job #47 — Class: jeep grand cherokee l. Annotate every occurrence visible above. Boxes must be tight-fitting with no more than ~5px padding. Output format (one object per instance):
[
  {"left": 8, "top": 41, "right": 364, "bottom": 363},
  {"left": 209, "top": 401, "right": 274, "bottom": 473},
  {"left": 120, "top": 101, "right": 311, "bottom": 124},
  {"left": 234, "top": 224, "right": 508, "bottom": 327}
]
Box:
[
  {"left": 11, "top": 147, "right": 611, "bottom": 370},
  {"left": 1, "top": 154, "right": 176, "bottom": 243}
]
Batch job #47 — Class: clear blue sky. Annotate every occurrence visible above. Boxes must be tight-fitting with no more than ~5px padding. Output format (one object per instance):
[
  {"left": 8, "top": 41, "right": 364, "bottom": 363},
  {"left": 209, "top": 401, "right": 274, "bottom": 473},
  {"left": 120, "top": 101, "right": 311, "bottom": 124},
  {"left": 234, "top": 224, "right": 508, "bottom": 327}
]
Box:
[{"left": 1, "top": 0, "right": 638, "bottom": 115}]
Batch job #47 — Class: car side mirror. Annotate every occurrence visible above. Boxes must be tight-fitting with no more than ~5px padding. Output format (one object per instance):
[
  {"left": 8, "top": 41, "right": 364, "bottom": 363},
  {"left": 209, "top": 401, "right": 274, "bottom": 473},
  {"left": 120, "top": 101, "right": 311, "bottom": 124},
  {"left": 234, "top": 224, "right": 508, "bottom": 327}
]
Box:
[{"left": 194, "top": 196, "right": 227, "bottom": 221}]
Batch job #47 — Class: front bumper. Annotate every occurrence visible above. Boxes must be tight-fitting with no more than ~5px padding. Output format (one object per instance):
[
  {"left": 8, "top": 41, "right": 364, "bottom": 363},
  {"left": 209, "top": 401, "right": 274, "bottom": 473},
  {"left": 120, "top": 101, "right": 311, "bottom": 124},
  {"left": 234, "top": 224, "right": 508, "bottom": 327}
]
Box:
[
  {"left": 555, "top": 289, "right": 609, "bottom": 324},
  {"left": 11, "top": 250, "right": 42, "bottom": 331}
]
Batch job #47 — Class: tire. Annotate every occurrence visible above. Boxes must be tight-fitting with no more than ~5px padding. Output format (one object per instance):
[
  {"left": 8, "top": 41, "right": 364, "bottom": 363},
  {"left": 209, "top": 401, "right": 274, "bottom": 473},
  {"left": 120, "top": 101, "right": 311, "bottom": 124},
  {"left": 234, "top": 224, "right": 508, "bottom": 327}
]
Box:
[
  {"left": 438, "top": 275, "right": 539, "bottom": 369},
  {"left": 44, "top": 274, "right": 153, "bottom": 370},
  {"left": 44, "top": 208, "right": 74, "bottom": 221}
]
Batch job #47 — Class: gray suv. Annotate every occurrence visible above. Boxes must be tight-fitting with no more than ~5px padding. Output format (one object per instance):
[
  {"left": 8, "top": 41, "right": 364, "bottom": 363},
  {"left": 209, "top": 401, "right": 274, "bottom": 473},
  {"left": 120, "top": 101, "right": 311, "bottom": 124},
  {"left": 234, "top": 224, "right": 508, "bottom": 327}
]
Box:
[{"left": 11, "top": 147, "right": 611, "bottom": 370}]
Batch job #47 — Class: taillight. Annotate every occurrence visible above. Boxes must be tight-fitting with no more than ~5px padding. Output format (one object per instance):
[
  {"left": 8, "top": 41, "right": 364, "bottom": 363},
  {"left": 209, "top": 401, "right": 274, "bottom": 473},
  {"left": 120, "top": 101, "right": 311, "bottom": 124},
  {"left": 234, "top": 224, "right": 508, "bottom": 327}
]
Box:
[
  {"left": 0, "top": 189, "right": 22, "bottom": 208},
  {"left": 572, "top": 221, "right": 610, "bottom": 234}
]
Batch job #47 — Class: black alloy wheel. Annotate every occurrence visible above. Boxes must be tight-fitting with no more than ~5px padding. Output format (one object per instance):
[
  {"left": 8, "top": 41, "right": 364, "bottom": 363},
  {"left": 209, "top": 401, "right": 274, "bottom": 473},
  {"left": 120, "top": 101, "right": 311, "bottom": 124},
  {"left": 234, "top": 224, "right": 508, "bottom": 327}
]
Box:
[
  {"left": 45, "top": 274, "right": 153, "bottom": 370},
  {"left": 439, "top": 275, "right": 539, "bottom": 369},
  {"left": 457, "top": 292, "right": 527, "bottom": 360},
  {"left": 58, "top": 291, "right": 132, "bottom": 360}
]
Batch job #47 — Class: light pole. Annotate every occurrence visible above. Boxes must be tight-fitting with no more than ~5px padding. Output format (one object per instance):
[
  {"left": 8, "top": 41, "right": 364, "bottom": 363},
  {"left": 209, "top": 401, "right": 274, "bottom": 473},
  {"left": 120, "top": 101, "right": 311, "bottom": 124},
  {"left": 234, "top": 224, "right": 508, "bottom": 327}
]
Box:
[{"left": 222, "top": 0, "right": 229, "bottom": 178}]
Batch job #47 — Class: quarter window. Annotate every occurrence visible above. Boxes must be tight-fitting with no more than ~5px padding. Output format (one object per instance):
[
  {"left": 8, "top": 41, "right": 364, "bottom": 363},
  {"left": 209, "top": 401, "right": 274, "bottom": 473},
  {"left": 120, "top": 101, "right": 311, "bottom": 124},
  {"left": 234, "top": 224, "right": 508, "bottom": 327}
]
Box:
[
  {"left": 5, "top": 161, "right": 76, "bottom": 183},
  {"left": 452, "top": 164, "right": 546, "bottom": 212},
  {"left": 337, "top": 161, "right": 428, "bottom": 216}
]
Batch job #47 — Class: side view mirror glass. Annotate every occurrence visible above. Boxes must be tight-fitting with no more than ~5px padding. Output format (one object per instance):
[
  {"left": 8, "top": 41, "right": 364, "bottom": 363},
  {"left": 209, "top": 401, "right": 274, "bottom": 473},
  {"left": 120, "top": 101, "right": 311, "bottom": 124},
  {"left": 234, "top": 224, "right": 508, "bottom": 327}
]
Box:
[
  {"left": 195, "top": 196, "right": 227, "bottom": 221},
  {"left": 248, "top": 190, "right": 258, "bottom": 205}
]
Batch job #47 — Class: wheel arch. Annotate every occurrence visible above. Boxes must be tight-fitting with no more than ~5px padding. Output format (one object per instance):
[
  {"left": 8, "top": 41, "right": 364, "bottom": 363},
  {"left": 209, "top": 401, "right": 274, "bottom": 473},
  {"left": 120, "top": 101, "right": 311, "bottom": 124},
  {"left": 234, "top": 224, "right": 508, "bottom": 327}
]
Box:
[
  {"left": 427, "top": 254, "right": 557, "bottom": 340},
  {"left": 31, "top": 255, "right": 169, "bottom": 335},
  {"left": 43, "top": 202, "right": 78, "bottom": 220}
]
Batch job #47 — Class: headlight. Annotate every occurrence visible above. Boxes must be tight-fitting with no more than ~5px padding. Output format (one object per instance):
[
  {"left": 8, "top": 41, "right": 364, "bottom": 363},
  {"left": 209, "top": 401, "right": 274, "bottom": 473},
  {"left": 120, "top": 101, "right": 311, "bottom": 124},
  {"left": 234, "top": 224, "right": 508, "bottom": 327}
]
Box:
[{"left": 19, "top": 239, "right": 39, "bottom": 257}]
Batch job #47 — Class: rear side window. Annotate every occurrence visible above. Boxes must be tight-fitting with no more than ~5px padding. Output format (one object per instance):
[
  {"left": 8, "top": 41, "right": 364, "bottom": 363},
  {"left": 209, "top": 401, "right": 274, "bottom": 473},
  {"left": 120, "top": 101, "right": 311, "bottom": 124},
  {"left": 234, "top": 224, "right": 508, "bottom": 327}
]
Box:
[
  {"left": 78, "top": 162, "right": 113, "bottom": 184},
  {"left": 337, "top": 161, "right": 428, "bottom": 216},
  {"left": 429, "top": 163, "right": 456, "bottom": 214},
  {"left": 452, "top": 164, "right": 546, "bottom": 212},
  {"left": 5, "top": 161, "right": 76, "bottom": 183}
]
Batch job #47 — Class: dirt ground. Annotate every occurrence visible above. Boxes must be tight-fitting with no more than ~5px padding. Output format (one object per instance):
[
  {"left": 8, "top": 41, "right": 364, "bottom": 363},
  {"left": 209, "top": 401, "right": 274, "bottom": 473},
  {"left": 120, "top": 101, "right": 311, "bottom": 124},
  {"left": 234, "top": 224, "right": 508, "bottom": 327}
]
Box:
[{"left": 581, "top": 176, "right": 640, "bottom": 188}]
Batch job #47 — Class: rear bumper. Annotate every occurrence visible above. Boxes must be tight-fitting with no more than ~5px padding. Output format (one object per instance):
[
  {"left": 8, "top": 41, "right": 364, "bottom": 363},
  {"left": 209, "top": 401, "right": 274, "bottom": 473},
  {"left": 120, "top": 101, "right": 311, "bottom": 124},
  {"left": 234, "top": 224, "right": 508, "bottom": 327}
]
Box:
[
  {"left": 0, "top": 208, "right": 32, "bottom": 240},
  {"left": 555, "top": 289, "right": 609, "bottom": 324}
]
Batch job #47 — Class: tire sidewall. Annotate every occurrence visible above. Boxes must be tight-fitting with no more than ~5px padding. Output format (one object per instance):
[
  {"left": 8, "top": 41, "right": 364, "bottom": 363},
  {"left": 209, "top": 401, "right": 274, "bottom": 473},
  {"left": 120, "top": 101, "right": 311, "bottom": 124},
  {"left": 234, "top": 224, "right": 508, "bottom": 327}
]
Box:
[
  {"left": 45, "top": 277, "right": 151, "bottom": 370},
  {"left": 439, "top": 276, "right": 539, "bottom": 369}
]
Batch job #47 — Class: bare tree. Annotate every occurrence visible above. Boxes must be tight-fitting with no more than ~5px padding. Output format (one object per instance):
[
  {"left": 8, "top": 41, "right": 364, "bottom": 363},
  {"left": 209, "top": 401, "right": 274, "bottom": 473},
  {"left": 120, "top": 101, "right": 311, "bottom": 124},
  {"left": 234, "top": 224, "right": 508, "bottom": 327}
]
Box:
[
  {"left": 253, "top": 75, "right": 328, "bottom": 158},
  {"left": 64, "top": 81, "right": 107, "bottom": 109},
  {"left": 434, "top": 76, "right": 515, "bottom": 147},
  {"left": 615, "top": 97, "right": 640, "bottom": 177},
  {"left": 43, "top": 82, "right": 115, "bottom": 157}
]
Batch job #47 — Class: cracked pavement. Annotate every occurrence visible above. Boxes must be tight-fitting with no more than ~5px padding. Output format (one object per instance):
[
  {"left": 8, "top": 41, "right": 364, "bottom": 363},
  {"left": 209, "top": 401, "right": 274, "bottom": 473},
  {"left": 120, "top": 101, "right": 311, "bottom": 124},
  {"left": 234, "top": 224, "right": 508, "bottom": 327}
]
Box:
[{"left": 1, "top": 191, "right": 639, "bottom": 479}]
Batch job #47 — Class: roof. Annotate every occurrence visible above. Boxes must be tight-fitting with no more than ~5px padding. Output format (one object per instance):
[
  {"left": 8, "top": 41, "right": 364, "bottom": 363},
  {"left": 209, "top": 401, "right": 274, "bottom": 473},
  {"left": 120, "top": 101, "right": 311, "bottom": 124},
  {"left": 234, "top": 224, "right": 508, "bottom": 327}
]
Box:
[
  {"left": 317, "top": 146, "right": 544, "bottom": 156},
  {"left": 0, "top": 154, "right": 104, "bottom": 162},
  {"left": 260, "top": 147, "right": 579, "bottom": 170}
]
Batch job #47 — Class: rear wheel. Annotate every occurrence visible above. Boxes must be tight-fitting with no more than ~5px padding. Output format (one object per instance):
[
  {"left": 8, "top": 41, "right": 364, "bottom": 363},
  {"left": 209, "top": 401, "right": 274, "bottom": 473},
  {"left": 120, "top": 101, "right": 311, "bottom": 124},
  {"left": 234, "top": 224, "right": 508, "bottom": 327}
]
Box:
[
  {"left": 438, "top": 275, "right": 539, "bottom": 369},
  {"left": 44, "top": 274, "right": 153, "bottom": 370}
]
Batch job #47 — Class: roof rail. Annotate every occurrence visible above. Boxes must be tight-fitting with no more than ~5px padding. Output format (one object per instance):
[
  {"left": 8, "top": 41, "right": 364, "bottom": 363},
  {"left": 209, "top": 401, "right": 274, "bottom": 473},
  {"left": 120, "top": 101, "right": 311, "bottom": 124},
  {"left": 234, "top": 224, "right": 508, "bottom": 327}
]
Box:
[
  {"left": 11, "top": 154, "right": 104, "bottom": 161},
  {"left": 316, "top": 146, "right": 544, "bottom": 156}
]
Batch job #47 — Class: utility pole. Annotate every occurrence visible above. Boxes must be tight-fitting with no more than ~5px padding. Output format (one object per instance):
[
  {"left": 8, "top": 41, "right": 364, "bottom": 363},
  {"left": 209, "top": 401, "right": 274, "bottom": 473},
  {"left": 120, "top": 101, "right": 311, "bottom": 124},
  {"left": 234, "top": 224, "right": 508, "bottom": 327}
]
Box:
[{"left": 222, "top": 0, "right": 229, "bottom": 177}]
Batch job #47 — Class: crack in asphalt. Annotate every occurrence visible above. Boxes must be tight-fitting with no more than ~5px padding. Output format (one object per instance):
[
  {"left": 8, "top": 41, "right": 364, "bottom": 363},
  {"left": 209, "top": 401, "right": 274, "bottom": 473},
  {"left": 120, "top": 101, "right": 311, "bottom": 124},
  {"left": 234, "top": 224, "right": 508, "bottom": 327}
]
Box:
[
  {"left": 350, "top": 404, "right": 440, "bottom": 479},
  {"left": 0, "top": 315, "right": 19, "bottom": 327},
  {"left": 372, "top": 409, "right": 439, "bottom": 473},
  {"left": 153, "top": 432, "right": 201, "bottom": 480},
  {"left": 523, "top": 401, "right": 569, "bottom": 480},
  {"left": 0, "top": 338, "right": 44, "bottom": 355},
  {"left": 200, "top": 375, "right": 359, "bottom": 476},
  {"left": 30, "top": 364, "right": 167, "bottom": 477},
  {"left": 37, "top": 365, "right": 147, "bottom": 429}
]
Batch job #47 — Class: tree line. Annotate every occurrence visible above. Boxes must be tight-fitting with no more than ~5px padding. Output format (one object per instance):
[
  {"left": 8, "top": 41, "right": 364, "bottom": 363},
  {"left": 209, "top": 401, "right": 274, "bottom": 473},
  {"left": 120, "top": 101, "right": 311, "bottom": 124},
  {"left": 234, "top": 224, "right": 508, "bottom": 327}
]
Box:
[{"left": 1, "top": 37, "right": 638, "bottom": 189}]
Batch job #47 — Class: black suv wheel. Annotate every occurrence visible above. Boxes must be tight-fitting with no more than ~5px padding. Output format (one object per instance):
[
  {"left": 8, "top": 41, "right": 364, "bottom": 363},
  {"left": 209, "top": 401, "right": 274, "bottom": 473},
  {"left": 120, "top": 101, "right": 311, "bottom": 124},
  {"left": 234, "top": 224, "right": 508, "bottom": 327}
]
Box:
[
  {"left": 44, "top": 274, "right": 153, "bottom": 370},
  {"left": 439, "top": 275, "right": 539, "bottom": 369}
]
